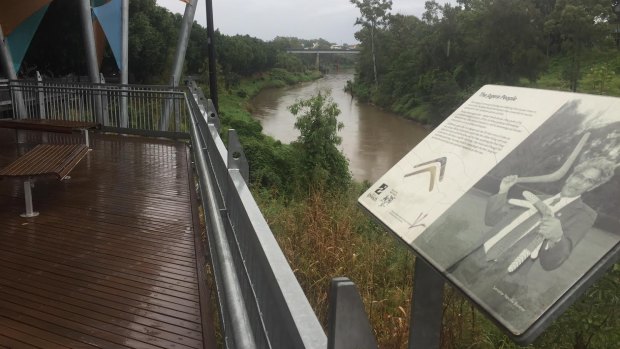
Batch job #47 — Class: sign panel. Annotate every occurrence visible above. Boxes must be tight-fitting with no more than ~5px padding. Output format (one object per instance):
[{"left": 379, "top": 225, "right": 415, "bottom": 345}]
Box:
[{"left": 359, "top": 85, "right": 620, "bottom": 342}]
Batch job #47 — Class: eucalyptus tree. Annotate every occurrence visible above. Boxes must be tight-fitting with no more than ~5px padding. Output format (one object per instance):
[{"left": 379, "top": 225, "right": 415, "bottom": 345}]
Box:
[{"left": 351, "top": 0, "right": 392, "bottom": 87}]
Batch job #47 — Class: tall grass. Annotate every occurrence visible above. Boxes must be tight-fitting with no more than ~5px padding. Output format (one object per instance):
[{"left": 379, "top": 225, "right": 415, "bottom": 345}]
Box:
[
  {"left": 256, "top": 185, "right": 414, "bottom": 347},
  {"left": 255, "top": 184, "right": 531, "bottom": 348}
]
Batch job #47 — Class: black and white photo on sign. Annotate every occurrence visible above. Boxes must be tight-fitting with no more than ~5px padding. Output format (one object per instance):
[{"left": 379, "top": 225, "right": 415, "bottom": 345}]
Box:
[{"left": 412, "top": 98, "right": 620, "bottom": 335}]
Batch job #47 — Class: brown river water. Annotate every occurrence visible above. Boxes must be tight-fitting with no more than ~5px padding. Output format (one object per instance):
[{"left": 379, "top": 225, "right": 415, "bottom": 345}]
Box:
[{"left": 250, "top": 71, "right": 430, "bottom": 182}]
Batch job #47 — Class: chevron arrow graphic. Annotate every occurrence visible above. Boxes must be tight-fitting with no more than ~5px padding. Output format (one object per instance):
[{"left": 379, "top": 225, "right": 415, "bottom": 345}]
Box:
[{"left": 403, "top": 157, "right": 447, "bottom": 192}]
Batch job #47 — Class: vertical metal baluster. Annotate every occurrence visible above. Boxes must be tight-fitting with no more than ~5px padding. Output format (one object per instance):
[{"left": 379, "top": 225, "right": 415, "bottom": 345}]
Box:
[
  {"left": 118, "top": 86, "right": 122, "bottom": 127},
  {"left": 111, "top": 86, "right": 116, "bottom": 127},
  {"left": 66, "top": 84, "right": 71, "bottom": 120},
  {"left": 54, "top": 83, "right": 60, "bottom": 119},
  {"left": 62, "top": 84, "right": 68, "bottom": 120}
]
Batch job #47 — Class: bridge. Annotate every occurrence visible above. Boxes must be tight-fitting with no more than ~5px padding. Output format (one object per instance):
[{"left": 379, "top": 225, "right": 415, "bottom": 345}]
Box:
[
  {"left": 286, "top": 49, "right": 360, "bottom": 70},
  {"left": 286, "top": 49, "right": 360, "bottom": 54}
]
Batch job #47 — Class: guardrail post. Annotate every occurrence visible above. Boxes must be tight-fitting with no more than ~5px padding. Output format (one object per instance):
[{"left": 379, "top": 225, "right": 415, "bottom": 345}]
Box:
[
  {"left": 174, "top": 80, "right": 181, "bottom": 134},
  {"left": 328, "top": 277, "right": 378, "bottom": 349},
  {"left": 408, "top": 258, "right": 444, "bottom": 349},
  {"left": 206, "top": 99, "right": 220, "bottom": 131},
  {"left": 227, "top": 129, "right": 249, "bottom": 183},
  {"left": 100, "top": 74, "right": 110, "bottom": 126},
  {"left": 37, "top": 72, "right": 46, "bottom": 119}
]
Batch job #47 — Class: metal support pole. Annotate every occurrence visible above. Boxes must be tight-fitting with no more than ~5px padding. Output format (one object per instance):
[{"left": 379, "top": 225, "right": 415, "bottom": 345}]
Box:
[
  {"left": 120, "top": 0, "right": 129, "bottom": 128},
  {"left": 79, "top": 0, "right": 103, "bottom": 125},
  {"left": 408, "top": 258, "right": 444, "bottom": 349},
  {"left": 206, "top": 0, "right": 219, "bottom": 111},
  {"left": 171, "top": 0, "right": 197, "bottom": 86},
  {"left": 0, "top": 25, "right": 27, "bottom": 119},
  {"left": 160, "top": 0, "right": 198, "bottom": 131},
  {"left": 21, "top": 179, "right": 39, "bottom": 218}
]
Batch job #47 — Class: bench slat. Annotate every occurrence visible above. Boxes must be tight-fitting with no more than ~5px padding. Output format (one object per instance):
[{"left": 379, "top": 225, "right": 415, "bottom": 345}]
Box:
[
  {"left": 0, "top": 119, "right": 99, "bottom": 133},
  {"left": 57, "top": 146, "right": 90, "bottom": 179},
  {"left": 0, "top": 144, "right": 89, "bottom": 180}
]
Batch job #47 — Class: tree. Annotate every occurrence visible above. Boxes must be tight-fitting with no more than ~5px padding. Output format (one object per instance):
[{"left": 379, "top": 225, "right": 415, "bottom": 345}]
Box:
[
  {"left": 351, "top": 0, "right": 392, "bottom": 87},
  {"left": 544, "top": 0, "right": 614, "bottom": 91},
  {"left": 288, "top": 91, "right": 351, "bottom": 192}
]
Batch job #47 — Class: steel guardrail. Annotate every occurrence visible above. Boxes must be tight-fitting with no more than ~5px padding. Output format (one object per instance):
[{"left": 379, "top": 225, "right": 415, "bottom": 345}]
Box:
[{"left": 186, "top": 80, "right": 328, "bottom": 348}]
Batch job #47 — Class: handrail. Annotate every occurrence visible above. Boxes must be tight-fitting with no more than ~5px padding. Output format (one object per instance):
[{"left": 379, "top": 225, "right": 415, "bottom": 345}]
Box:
[
  {"left": 187, "top": 95, "right": 257, "bottom": 348},
  {"left": 186, "top": 80, "right": 329, "bottom": 348}
]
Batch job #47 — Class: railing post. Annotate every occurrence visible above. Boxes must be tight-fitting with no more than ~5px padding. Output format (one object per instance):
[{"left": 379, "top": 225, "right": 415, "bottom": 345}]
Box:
[
  {"left": 174, "top": 80, "right": 181, "bottom": 134},
  {"left": 100, "top": 74, "right": 110, "bottom": 126},
  {"left": 227, "top": 129, "right": 249, "bottom": 183},
  {"left": 408, "top": 258, "right": 444, "bottom": 349},
  {"left": 207, "top": 99, "right": 220, "bottom": 131},
  {"left": 328, "top": 277, "right": 378, "bottom": 349},
  {"left": 37, "top": 72, "right": 46, "bottom": 119}
]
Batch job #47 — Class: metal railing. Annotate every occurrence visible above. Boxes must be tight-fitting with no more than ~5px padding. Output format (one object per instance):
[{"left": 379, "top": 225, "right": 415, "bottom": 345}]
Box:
[
  {"left": 4, "top": 78, "right": 381, "bottom": 349},
  {"left": 6, "top": 79, "right": 190, "bottom": 138},
  {"left": 187, "top": 81, "right": 329, "bottom": 348}
]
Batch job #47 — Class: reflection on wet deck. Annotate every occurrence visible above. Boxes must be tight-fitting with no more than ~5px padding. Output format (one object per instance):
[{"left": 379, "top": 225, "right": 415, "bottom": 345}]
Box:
[{"left": 0, "top": 130, "right": 209, "bottom": 348}]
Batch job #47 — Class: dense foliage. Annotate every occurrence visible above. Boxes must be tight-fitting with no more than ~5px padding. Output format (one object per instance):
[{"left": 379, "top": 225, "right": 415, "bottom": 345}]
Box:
[
  {"left": 288, "top": 91, "right": 351, "bottom": 192},
  {"left": 350, "top": 0, "right": 620, "bottom": 125}
]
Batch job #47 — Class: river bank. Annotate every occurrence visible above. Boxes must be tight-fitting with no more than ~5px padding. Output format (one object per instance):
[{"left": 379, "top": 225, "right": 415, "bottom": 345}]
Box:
[{"left": 249, "top": 71, "right": 430, "bottom": 182}]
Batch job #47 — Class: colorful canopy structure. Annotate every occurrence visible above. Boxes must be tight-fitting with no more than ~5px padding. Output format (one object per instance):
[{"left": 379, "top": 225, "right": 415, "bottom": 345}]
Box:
[
  {"left": 0, "top": 1, "right": 53, "bottom": 72},
  {"left": 92, "top": 0, "right": 123, "bottom": 70}
]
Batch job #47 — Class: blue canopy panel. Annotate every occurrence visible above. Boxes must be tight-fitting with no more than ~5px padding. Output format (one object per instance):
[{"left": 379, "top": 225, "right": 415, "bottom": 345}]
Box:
[
  {"left": 6, "top": 4, "right": 50, "bottom": 73},
  {"left": 92, "top": 0, "right": 122, "bottom": 70}
]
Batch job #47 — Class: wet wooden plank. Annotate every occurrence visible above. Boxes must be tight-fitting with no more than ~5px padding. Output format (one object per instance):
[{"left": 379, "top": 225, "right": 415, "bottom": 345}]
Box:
[{"left": 0, "top": 130, "right": 208, "bottom": 348}]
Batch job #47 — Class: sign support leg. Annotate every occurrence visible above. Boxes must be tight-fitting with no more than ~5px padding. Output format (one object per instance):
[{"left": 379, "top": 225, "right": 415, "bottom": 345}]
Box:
[{"left": 408, "top": 257, "right": 444, "bottom": 349}]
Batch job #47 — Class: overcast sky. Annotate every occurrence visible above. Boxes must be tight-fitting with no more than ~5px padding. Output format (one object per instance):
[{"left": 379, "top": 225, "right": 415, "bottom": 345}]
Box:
[{"left": 156, "top": 0, "right": 447, "bottom": 44}]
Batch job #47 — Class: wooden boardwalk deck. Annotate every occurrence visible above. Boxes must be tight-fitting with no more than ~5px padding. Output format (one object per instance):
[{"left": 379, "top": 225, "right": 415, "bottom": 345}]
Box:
[{"left": 0, "top": 130, "right": 211, "bottom": 349}]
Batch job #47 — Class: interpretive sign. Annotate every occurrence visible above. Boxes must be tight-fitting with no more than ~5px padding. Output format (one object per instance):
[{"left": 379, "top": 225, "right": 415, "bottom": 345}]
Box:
[{"left": 359, "top": 85, "right": 620, "bottom": 343}]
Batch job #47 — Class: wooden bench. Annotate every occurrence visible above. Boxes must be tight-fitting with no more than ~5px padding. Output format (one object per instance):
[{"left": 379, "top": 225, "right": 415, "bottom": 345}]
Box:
[
  {"left": 0, "top": 144, "right": 90, "bottom": 217},
  {"left": 0, "top": 119, "right": 100, "bottom": 147}
]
